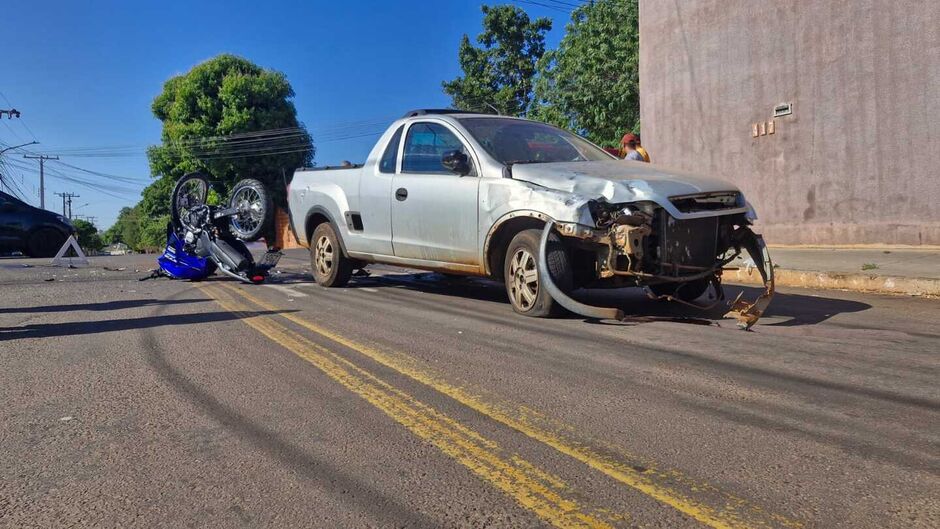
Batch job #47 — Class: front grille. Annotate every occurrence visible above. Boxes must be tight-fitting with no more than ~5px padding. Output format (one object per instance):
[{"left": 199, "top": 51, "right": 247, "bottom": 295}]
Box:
[
  {"left": 656, "top": 211, "right": 718, "bottom": 276},
  {"left": 669, "top": 192, "right": 741, "bottom": 213}
]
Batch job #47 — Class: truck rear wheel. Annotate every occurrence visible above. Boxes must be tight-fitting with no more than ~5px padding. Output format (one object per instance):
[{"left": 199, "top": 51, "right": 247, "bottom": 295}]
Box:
[
  {"left": 503, "top": 229, "right": 572, "bottom": 317},
  {"left": 310, "top": 223, "right": 352, "bottom": 287}
]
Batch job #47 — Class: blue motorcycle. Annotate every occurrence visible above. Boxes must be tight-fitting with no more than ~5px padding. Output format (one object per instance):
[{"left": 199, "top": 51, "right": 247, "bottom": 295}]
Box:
[{"left": 157, "top": 172, "right": 281, "bottom": 283}]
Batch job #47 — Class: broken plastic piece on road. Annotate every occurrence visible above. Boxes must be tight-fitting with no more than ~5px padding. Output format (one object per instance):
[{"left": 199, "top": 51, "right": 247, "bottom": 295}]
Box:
[{"left": 723, "top": 229, "right": 775, "bottom": 330}]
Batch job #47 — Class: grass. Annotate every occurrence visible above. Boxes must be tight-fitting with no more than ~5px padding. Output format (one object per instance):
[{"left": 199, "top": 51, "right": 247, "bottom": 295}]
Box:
[{"left": 861, "top": 263, "right": 879, "bottom": 271}]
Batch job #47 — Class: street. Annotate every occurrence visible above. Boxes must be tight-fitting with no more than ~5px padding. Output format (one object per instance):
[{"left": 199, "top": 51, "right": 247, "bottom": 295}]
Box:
[{"left": 1, "top": 250, "right": 938, "bottom": 528}]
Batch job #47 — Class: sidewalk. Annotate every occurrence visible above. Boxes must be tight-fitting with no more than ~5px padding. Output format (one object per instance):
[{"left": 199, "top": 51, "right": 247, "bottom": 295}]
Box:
[{"left": 727, "top": 247, "right": 940, "bottom": 297}]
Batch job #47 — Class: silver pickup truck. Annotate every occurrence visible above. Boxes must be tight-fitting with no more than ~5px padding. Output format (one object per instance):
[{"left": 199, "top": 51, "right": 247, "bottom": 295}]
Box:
[{"left": 288, "top": 110, "right": 774, "bottom": 328}]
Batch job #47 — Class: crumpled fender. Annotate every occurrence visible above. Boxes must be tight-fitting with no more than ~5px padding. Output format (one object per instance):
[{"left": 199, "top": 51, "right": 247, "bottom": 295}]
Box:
[
  {"left": 723, "top": 228, "right": 775, "bottom": 330},
  {"left": 538, "top": 221, "right": 624, "bottom": 320}
]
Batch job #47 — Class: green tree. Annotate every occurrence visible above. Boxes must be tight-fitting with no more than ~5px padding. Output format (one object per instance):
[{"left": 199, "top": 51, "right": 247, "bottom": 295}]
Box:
[
  {"left": 142, "top": 54, "right": 313, "bottom": 236},
  {"left": 103, "top": 206, "right": 144, "bottom": 251},
  {"left": 443, "top": 5, "right": 551, "bottom": 116},
  {"left": 530, "top": 0, "right": 640, "bottom": 146},
  {"left": 72, "top": 219, "right": 104, "bottom": 252}
]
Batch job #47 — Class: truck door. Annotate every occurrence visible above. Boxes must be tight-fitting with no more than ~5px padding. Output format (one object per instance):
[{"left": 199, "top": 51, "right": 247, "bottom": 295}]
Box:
[
  {"left": 391, "top": 121, "right": 480, "bottom": 265},
  {"left": 355, "top": 125, "right": 402, "bottom": 256}
]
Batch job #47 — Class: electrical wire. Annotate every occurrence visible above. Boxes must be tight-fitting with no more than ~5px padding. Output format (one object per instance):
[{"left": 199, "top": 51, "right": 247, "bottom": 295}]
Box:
[{"left": 0, "top": 91, "right": 40, "bottom": 142}]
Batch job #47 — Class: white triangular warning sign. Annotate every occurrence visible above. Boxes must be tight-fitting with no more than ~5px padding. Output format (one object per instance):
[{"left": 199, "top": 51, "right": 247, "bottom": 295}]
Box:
[{"left": 51, "top": 235, "right": 89, "bottom": 267}]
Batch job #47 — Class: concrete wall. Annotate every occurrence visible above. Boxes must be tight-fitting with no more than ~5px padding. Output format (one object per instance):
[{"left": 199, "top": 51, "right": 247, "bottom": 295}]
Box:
[{"left": 639, "top": 0, "right": 940, "bottom": 245}]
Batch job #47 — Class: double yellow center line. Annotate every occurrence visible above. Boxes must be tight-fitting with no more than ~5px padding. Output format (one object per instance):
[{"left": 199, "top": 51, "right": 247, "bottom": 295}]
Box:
[
  {"left": 203, "top": 283, "right": 802, "bottom": 529},
  {"left": 202, "top": 284, "right": 620, "bottom": 528}
]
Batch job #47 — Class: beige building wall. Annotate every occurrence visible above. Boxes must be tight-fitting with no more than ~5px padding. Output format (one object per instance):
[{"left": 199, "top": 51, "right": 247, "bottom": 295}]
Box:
[{"left": 639, "top": 0, "right": 940, "bottom": 245}]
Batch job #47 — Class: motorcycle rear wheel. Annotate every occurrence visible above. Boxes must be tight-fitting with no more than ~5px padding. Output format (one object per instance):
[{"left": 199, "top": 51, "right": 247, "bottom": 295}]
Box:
[{"left": 228, "top": 178, "right": 272, "bottom": 242}]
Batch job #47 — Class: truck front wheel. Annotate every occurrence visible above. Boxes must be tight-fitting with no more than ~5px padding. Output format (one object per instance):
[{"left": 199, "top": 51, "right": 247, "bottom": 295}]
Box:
[
  {"left": 310, "top": 223, "right": 353, "bottom": 287},
  {"left": 503, "top": 229, "right": 572, "bottom": 317}
]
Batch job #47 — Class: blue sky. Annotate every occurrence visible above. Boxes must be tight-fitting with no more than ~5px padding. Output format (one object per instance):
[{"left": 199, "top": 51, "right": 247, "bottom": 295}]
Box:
[{"left": 0, "top": 0, "right": 572, "bottom": 228}]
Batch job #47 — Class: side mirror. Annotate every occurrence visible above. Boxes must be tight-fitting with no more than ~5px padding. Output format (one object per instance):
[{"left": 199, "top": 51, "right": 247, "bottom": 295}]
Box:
[{"left": 441, "top": 150, "right": 471, "bottom": 176}]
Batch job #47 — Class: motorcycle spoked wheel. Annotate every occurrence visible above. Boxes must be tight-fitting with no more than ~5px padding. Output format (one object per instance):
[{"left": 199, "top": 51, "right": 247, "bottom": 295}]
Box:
[
  {"left": 228, "top": 178, "right": 272, "bottom": 242},
  {"left": 171, "top": 172, "right": 211, "bottom": 233}
]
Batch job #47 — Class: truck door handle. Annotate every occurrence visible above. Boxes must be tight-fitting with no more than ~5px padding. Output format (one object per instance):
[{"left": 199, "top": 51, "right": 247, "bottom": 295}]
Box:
[{"left": 395, "top": 188, "right": 408, "bottom": 201}]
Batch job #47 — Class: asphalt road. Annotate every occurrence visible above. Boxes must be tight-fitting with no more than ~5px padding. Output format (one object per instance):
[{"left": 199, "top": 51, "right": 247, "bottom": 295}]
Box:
[{"left": 1, "top": 250, "right": 937, "bottom": 528}]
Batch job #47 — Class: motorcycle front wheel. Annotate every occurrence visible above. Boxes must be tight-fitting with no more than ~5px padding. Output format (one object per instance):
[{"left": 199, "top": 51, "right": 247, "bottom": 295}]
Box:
[
  {"left": 171, "top": 172, "right": 211, "bottom": 233},
  {"left": 228, "top": 178, "right": 272, "bottom": 242}
]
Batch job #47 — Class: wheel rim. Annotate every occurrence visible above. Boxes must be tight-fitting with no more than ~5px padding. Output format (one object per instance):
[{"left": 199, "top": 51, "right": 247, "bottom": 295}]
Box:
[
  {"left": 176, "top": 179, "right": 208, "bottom": 231},
  {"left": 231, "top": 186, "right": 263, "bottom": 236},
  {"left": 509, "top": 248, "right": 539, "bottom": 310},
  {"left": 315, "top": 235, "right": 334, "bottom": 277}
]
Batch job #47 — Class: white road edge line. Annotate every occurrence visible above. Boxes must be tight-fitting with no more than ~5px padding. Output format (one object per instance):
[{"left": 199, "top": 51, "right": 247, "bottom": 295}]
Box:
[{"left": 264, "top": 284, "right": 308, "bottom": 298}]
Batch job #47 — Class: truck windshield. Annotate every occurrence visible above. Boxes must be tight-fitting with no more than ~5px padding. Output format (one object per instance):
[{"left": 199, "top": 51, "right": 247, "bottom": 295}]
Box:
[{"left": 458, "top": 117, "right": 612, "bottom": 165}]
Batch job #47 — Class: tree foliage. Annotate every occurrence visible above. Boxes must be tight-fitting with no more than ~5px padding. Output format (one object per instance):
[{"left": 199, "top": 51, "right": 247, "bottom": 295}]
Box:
[
  {"left": 147, "top": 54, "right": 313, "bottom": 196},
  {"left": 112, "top": 54, "right": 313, "bottom": 251},
  {"left": 72, "top": 219, "right": 104, "bottom": 252},
  {"left": 530, "top": 0, "right": 640, "bottom": 147},
  {"left": 443, "top": 5, "right": 551, "bottom": 116},
  {"left": 102, "top": 206, "right": 168, "bottom": 253}
]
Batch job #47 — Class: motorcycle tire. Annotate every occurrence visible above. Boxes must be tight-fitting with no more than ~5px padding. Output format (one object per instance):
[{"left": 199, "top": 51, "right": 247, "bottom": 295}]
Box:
[
  {"left": 171, "top": 172, "right": 211, "bottom": 232},
  {"left": 228, "top": 178, "right": 272, "bottom": 242}
]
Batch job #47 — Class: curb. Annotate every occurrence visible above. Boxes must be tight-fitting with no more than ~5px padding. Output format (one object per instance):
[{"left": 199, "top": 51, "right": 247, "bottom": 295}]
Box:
[{"left": 726, "top": 268, "right": 940, "bottom": 297}]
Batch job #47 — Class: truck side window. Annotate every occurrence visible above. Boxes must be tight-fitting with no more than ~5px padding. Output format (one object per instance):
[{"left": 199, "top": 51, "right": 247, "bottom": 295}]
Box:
[
  {"left": 402, "top": 122, "right": 474, "bottom": 175},
  {"left": 379, "top": 125, "right": 404, "bottom": 174}
]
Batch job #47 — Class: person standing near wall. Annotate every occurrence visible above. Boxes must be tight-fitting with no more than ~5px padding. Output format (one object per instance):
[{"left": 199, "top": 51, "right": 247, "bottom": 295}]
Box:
[
  {"left": 620, "top": 133, "right": 648, "bottom": 162},
  {"left": 635, "top": 137, "right": 650, "bottom": 163}
]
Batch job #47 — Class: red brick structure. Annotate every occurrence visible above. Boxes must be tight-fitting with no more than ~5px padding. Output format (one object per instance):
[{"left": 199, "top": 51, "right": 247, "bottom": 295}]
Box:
[{"left": 273, "top": 208, "right": 303, "bottom": 250}]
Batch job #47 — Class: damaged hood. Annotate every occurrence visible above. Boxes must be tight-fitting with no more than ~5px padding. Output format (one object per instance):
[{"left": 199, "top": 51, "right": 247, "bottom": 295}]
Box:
[{"left": 509, "top": 160, "right": 740, "bottom": 204}]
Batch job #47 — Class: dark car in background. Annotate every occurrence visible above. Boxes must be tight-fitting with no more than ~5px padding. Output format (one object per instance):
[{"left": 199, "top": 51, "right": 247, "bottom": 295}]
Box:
[{"left": 0, "top": 191, "right": 76, "bottom": 257}]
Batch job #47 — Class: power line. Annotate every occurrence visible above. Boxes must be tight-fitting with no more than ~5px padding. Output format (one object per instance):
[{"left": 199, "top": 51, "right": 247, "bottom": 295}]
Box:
[{"left": 0, "top": 91, "right": 38, "bottom": 142}]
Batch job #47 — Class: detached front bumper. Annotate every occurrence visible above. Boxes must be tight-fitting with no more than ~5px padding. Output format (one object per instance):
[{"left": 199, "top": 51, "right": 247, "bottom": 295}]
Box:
[{"left": 538, "top": 221, "right": 776, "bottom": 330}]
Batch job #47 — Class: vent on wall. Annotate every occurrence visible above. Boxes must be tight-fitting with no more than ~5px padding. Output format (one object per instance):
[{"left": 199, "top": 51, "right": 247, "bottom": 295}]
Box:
[{"left": 773, "top": 102, "right": 793, "bottom": 117}]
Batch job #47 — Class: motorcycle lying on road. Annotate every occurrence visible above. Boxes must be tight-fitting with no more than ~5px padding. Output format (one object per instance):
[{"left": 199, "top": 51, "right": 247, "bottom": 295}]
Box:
[{"left": 153, "top": 172, "right": 281, "bottom": 284}]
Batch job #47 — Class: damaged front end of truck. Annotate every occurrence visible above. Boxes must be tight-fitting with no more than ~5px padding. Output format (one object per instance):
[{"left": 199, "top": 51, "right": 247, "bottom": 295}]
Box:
[{"left": 537, "top": 193, "right": 775, "bottom": 330}]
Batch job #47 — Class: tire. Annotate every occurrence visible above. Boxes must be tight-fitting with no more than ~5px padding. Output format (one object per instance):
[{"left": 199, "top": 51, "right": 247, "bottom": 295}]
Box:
[
  {"left": 171, "top": 173, "right": 211, "bottom": 232},
  {"left": 503, "top": 228, "right": 572, "bottom": 317},
  {"left": 27, "top": 228, "right": 67, "bottom": 258},
  {"left": 648, "top": 276, "right": 712, "bottom": 302},
  {"left": 228, "top": 178, "right": 272, "bottom": 242},
  {"left": 310, "top": 223, "right": 352, "bottom": 287}
]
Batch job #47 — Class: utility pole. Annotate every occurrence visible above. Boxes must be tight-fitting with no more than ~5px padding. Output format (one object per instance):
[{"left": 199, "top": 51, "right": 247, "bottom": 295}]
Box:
[
  {"left": 23, "top": 154, "right": 58, "bottom": 210},
  {"left": 54, "top": 192, "right": 79, "bottom": 217},
  {"left": 66, "top": 193, "right": 79, "bottom": 219},
  {"left": 74, "top": 215, "right": 97, "bottom": 225},
  {"left": 0, "top": 109, "right": 21, "bottom": 119}
]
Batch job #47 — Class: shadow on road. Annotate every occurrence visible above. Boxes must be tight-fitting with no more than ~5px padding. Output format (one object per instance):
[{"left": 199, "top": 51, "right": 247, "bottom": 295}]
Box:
[
  {"left": 337, "top": 271, "right": 872, "bottom": 327},
  {"left": 0, "top": 298, "right": 207, "bottom": 315},
  {"left": 0, "top": 309, "right": 294, "bottom": 341},
  {"left": 141, "top": 298, "right": 439, "bottom": 528},
  {"left": 583, "top": 284, "right": 873, "bottom": 327}
]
